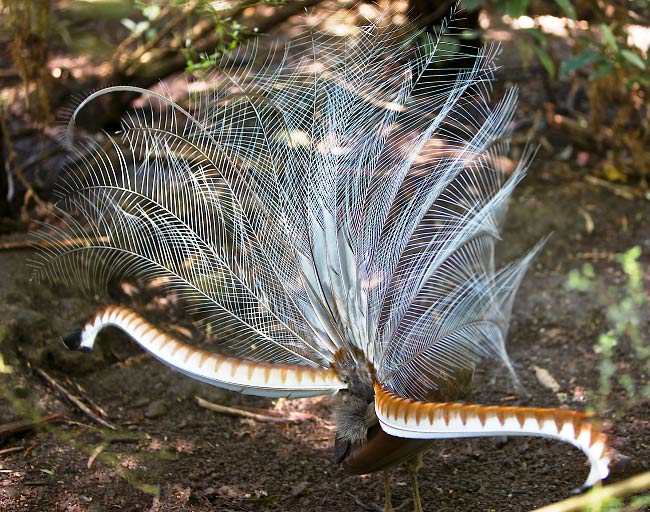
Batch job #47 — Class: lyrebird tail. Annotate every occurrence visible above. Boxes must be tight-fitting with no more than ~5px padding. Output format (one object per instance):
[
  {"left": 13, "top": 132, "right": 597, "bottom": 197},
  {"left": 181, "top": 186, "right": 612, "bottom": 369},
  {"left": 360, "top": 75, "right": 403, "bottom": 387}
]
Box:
[{"left": 33, "top": 5, "right": 611, "bottom": 498}]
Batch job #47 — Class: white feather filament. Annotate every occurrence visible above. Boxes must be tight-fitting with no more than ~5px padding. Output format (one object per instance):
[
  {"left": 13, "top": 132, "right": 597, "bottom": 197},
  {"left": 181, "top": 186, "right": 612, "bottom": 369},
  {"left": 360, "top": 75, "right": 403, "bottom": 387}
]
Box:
[{"left": 34, "top": 15, "right": 536, "bottom": 401}]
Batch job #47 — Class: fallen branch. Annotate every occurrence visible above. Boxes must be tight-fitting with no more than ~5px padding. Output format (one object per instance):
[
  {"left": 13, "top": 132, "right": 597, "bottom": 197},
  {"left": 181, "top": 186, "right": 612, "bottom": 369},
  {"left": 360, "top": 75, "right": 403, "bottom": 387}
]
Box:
[
  {"left": 0, "top": 413, "right": 63, "bottom": 440},
  {"left": 34, "top": 368, "right": 116, "bottom": 430},
  {"left": 195, "top": 396, "right": 315, "bottom": 423},
  {"left": 0, "top": 445, "right": 24, "bottom": 455},
  {"left": 531, "top": 471, "right": 650, "bottom": 512},
  {"left": 585, "top": 175, "right": 637, "bottom": 200},
  {"left": 0, "top": 236, "right": 109, "bottom": 251}
]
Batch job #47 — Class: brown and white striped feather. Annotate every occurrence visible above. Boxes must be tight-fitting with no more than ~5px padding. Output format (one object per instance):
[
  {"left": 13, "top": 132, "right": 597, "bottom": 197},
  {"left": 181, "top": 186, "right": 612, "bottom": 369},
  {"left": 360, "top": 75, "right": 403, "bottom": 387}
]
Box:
[
  {"left": 79, "top": 306, "right": 346, "bottom": 398},
  {"left": 374, "top": 383, "right": 611, "bottom": 489}
]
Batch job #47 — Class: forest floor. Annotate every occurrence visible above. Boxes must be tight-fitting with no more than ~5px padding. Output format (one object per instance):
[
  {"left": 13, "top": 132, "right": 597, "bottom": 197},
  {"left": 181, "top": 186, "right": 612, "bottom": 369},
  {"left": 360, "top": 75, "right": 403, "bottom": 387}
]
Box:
[
  {"left": 1, "top": 140, "right": 649, "bottom": 512},
  {"left": 1, "top": 6, "right": 650, "bottom": 512}
]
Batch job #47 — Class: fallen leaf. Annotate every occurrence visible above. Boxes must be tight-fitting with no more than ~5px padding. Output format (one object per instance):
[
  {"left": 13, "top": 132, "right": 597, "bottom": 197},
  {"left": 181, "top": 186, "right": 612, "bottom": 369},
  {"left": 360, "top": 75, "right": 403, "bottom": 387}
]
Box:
[{"left": 533, "top": 365, "right": 561, "bottom": 393}]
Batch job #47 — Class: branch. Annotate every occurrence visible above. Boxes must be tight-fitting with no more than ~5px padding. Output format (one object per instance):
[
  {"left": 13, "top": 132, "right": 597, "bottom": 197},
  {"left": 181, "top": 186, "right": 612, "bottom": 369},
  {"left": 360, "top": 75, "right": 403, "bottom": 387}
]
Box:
[
  {"left": 34, "top": 367, "right": 117, "bottom": 430},
  {"left": 0, "top": 413, "right": 63, "bottom": 439},
  {"left": 195, "top": 396, "right": 316, "bottom": 423},
  {"left": 531, "top": 472, "right": 650, "bottom": 512},
  {"left": 124, "top": 0, "right": 325, "bottom": 83}
]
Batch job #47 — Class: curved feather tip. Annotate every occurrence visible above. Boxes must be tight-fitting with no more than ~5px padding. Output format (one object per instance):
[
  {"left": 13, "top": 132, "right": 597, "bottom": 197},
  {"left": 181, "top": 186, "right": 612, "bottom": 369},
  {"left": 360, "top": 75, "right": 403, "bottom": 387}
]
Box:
[{"left": 374, "top": 383, "right": 612, "bottom": 489}]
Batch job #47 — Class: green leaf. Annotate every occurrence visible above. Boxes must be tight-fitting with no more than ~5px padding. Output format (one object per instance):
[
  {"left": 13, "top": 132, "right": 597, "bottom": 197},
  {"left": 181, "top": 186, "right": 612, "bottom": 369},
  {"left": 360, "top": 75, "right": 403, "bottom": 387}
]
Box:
[
  {"left": 589, "top": 62, "right": 615, "bottom": 80},
  {"left": 533, "top": 45, "right": 556, "bottom": 78},
  {"left": 559, "top": 49, "right": 599, "bottom": 76},
  {"left": 142, "top": 4, "right": 161, "bottom": 21},
  {"left": 554, "top": 0, "right": 577, "bottom": 20},
  {"left": 505, "top": 0, "right": 531, "bottom": 18},
  {"left": 600, "top": 24, "right": 618, "bottom": 51},
  {"left": 567, "top": 269, "right": 591, "bottom": 291},
  {"left": 621, "top": 49, "right": 646, "bottom": 70},
  {"left": 526, "top": 27, "right": 547, "bottom": 45},
  {"left": 462, "top": 0, "right": 485, "bottom": 10}
]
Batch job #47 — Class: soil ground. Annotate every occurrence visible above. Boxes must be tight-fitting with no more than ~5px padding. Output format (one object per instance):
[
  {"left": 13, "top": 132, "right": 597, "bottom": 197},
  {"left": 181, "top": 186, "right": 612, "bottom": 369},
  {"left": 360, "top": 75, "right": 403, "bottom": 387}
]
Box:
[
  {"left": 1, "top": 8, "right": 650, "bottom": 512},
  {"left": 1, "top": 156, "right": 649, "bottom": 512}
]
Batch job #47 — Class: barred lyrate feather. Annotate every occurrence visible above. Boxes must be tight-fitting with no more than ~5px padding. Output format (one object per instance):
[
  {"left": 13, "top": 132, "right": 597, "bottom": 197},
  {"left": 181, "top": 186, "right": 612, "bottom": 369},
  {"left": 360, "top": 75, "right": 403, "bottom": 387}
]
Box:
[{"left": 34, "top": 10, "right": 612, "bottom": 508}]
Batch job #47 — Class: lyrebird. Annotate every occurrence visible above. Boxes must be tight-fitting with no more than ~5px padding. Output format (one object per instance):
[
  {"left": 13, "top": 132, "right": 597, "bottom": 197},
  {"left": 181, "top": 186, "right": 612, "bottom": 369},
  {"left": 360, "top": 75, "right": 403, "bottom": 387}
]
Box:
[{"left": 34, "top": 8, "right": 611, "bottom": 511}]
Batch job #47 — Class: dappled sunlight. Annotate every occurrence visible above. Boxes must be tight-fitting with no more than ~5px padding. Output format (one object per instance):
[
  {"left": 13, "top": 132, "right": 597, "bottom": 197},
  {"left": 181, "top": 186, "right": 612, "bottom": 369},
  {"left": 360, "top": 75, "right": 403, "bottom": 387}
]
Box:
[
  {"left": 495, "top": 12, "right": 648, "bottom": 55},
  {"left": 628, "top": 25, "right": 650, "bottom": 54}
]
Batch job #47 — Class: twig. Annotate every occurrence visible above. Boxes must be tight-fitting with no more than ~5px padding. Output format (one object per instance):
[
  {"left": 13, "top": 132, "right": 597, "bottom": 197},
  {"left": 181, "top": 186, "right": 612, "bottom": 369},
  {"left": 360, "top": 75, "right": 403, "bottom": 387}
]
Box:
[
  {"left": 531, "top": 471, "right": 650, "bottom": 512},
  {"left": 346, "top": 493, "right": 384, "bottom": 512},
  {"left": 585, "top": 175, "right": 637, "bottom": 200},
  {"left": 69, "top": 379, "right": 109, "bottom": 418},
  {"left": 87, "top": 443, "right": 106, "bottom": 468},
  {"left": 34, "top": 368, "right": 116, "bottom": 430},
  {"left": 0, "top": 445, "right": 24, "bottom": 455},
  {"left": 117, "top": 6, "right": 186, "bottom": 75},
  {"left": 240, "top": 403, "right": 318, "bottom": 421},
  {"left": 0, "top": 413, "right": 63, "bottom": 439},
  {"left": 112, "top": 5, "right": 173, "bottom": 69},
  {"left": 0, "top": 236, "right": 109, "bottom": 251},
  {"left": 195, "top": 396, "right": 312, "bottom": 423}
]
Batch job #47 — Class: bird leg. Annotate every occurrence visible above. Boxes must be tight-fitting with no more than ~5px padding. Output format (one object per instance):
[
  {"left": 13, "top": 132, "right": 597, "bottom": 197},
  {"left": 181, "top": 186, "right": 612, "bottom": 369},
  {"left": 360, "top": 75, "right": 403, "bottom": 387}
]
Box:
[
  {"left": 407, "top": 452, "right": 424, "bottom": 512},
  {"left": 383, "top": 469, "right": 395, "bottom": 512}
]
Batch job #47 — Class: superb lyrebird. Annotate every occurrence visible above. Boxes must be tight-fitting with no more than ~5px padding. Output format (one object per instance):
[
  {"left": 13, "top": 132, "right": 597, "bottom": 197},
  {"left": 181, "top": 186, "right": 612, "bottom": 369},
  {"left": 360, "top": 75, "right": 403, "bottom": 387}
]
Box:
[{"left": 33, "top": 7, "right": 612, "bottom": 511}]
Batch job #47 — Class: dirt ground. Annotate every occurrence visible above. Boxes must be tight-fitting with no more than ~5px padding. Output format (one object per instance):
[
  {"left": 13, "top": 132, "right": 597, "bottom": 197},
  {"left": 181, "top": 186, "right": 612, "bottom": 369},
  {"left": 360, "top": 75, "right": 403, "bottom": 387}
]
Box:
[
  {"left": 0, "top": 159, "right": 648, "bottom": 512},
  {"left": 1, "top": 7, "right": 650, "bottom": 512}
]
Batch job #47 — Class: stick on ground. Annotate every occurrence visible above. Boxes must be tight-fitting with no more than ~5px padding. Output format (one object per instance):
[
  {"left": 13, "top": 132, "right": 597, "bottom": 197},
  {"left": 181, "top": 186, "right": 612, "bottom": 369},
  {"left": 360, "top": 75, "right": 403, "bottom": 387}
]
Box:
[
  {"left": 0, "top": 414, "right": 63, "bottom": 440},
  {"left": 34, "top": 368, "right": 116, "bottom": 430},
  {"left": 195, "top": 396, "right": 315, "bottom": 423},
  {"left": 531, "top": 471, "right": 650, "bottom": 512}
]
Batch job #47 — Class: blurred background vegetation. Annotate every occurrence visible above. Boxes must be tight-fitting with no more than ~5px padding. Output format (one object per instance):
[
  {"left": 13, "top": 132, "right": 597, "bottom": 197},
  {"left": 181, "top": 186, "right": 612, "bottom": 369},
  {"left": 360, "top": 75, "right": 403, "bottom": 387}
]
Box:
[{"left": 0, "top": 0, "right": 649, "bottom": 223}]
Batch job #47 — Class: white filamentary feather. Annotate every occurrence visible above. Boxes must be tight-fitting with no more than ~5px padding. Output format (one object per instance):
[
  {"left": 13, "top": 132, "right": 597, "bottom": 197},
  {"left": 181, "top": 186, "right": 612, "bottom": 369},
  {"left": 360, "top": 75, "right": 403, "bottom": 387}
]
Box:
[
  {"left": 32, "top": 10, "right": 615, "bottom": 493},
  {"left": 33, "top": 11, "right": 536, "bottom": 402}
]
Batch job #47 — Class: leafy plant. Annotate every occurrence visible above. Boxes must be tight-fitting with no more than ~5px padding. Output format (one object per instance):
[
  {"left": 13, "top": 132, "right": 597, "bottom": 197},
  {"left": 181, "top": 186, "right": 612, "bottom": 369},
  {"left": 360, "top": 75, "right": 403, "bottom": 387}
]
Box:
[
  {"left": 121, "top": 2, "right": 162, "bottom": 42},
  {"left": 566, "top": 247, "right": 648, "bottom": 413},
  {"left": 184, "top": 17, "right": 254, "bottom": 71},
  {"left": 561, "top": 24, "right": 649, "bottom": 85}
]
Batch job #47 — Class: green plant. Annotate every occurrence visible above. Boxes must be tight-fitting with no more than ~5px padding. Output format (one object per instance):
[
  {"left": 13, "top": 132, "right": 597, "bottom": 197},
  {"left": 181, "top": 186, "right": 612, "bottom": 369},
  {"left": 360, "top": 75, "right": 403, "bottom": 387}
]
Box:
[
  {"left": 566, "top": 247, "right": 648, "bottom": 413},
  {"left": 121, "top": 2, "right": 162, "bottom": 42},
  {"left": 560, "top": 24, "right": 649, "bottom": 84},
  {"left": 184, "top": 17, "right": 254, "bottom": 71}
]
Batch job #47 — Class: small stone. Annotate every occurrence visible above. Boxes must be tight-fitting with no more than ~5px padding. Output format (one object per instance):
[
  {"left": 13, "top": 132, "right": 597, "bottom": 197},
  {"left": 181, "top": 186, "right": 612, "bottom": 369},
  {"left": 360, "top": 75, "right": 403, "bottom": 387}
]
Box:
[
  {"left": 218, "top": 485, "right": 242, "bottom": 498},
  {"left": 202, "top": 487, "right": 217, "bottom": 498},
  {"left": 144, "top": 399, "right": 168, "bottom": 419},
  {"left": 290, "top": 481, "right": 309, "bottom": 497}
]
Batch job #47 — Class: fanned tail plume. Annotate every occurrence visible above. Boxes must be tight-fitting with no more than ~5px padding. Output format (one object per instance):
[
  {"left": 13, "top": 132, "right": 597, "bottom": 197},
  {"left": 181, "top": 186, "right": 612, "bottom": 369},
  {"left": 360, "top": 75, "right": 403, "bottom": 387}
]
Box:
[{"left": 32, "top": 6, "right": 612, "bottom": 502}]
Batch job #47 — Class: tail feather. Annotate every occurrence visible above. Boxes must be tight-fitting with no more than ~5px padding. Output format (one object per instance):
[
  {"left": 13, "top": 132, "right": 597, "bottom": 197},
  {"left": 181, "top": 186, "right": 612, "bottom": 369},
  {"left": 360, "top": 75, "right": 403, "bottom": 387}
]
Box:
[
  {"left": 75, "top": 305, "right": 346, "bottom": 398},
  {"left": 374, "top": 383, "right": 612, "bottom": 490}
]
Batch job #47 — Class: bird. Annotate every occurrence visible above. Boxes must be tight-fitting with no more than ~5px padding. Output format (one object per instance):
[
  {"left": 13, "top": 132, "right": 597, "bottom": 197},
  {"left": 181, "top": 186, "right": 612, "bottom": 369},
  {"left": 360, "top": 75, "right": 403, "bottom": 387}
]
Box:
[{"left": 33, "top": 6, "right": 612, "bottom": 511}]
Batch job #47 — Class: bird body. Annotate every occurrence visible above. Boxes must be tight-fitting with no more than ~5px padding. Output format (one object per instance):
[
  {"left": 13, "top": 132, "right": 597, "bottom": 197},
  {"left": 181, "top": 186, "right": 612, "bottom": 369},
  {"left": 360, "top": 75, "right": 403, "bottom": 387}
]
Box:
[{"left": 35, "top": 7, "right": 612, "bottom": 508}]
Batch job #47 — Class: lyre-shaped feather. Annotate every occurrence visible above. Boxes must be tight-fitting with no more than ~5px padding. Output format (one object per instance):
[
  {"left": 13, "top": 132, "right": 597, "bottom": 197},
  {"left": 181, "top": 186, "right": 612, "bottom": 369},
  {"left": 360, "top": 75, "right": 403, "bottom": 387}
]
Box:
[{"left": 33, "top": 7, "right": 612, "bottom": 497}]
